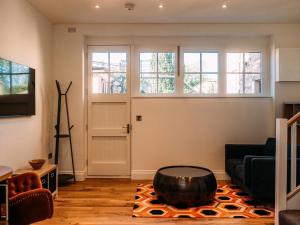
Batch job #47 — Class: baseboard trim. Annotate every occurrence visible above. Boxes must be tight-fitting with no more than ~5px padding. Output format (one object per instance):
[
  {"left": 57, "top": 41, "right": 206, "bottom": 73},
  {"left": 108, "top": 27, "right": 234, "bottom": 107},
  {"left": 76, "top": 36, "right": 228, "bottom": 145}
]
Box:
[
  {"left": 59, "top": 170, "right": 86, "bottom": 181},
  {"left": 131, "top": 169, "right": 229, "bottom": 181}
]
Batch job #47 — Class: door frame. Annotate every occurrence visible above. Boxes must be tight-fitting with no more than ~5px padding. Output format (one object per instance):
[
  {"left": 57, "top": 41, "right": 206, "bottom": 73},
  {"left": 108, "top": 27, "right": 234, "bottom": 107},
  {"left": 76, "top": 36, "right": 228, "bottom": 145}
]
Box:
[{"left": 85, "top": 45, "right": 132, "bottom": 178}]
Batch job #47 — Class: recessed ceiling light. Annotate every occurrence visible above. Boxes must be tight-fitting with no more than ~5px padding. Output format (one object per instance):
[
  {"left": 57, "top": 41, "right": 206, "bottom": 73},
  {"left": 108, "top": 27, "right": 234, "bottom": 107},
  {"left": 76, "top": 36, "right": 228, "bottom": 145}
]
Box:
[
  {"left": 95, "top": 3, "right": 100, "bottom": 9},
  {"left": 222, "top": 4, "right": 227, "bottom": 9},
  {"left": 158, "top": 3, "right": 164, "bottom": 9}
]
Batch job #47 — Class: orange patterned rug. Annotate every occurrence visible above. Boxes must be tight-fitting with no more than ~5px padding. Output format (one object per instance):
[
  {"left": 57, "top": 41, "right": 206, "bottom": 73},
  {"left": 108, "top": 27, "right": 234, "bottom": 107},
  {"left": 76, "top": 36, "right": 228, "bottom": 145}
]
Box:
[{"left": 132, "top": 183, "right": 274, "bottom": 218}]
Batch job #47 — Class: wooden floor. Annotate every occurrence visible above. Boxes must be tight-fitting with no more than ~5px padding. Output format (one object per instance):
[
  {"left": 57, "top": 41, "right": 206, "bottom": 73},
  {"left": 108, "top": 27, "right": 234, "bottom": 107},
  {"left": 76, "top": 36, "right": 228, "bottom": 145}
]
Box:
[{"left": 39, "top": 179, "right": 274, "bottom": 225}]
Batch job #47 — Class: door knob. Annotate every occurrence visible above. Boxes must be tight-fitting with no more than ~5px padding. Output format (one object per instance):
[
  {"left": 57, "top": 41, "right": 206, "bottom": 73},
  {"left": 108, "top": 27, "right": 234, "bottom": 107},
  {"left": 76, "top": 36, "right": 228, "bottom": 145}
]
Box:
[{"left": 122, "top": 124, "right": 131, "bottom": 134}]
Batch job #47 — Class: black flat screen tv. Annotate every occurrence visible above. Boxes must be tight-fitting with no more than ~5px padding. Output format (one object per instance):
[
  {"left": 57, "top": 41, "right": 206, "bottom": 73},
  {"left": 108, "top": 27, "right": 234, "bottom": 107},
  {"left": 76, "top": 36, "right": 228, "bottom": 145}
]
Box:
[{"left": 0, "top": 58, "right": 35, "bottom": 117}]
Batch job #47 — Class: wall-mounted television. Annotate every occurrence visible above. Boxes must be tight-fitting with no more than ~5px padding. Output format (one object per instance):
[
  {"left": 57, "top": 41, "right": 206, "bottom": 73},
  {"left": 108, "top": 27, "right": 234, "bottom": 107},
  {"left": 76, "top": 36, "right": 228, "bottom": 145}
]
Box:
[{"left": 0, "top": 58, "right": 35, "bottom": 117}]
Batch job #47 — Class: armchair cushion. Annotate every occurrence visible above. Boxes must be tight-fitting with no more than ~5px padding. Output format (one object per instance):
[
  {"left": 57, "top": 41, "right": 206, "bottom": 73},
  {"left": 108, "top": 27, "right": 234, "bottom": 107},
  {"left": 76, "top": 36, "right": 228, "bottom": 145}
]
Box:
[
  {"left": 263, "top": 138, "right": 276, "bottom": 156},
  {"left": 8, "top": 172, "right": 42, "bottom": 198},
  {"left": 8, "top": 172, "right": 54, "bottom": 225},
  {"left": 9, "top": 188, "right": 53, "bottom": 225}
]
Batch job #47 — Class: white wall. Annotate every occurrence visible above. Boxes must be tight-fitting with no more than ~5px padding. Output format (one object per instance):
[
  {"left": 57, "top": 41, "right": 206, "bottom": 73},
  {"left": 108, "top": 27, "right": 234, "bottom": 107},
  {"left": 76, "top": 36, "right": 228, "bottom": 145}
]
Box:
[
  {"left": 52, "top": 24, "right": 300, "bottom": 180},
  {"left": 0, "top": 0, "right": 53, "bottom": 170}
]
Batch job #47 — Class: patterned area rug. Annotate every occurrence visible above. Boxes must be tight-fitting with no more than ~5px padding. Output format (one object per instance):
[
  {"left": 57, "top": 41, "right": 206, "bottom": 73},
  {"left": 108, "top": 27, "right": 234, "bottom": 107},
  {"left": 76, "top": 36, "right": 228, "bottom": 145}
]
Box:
[{"left": 132, "top": 183, "right": 274, "bottom": 218}]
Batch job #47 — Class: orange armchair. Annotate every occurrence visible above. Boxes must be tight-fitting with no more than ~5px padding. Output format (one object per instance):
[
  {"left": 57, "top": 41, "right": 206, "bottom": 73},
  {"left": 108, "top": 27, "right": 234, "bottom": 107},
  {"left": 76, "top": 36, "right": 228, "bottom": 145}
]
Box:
[{"left": 8, "top": 172, "right": 54, "bottom": 225}]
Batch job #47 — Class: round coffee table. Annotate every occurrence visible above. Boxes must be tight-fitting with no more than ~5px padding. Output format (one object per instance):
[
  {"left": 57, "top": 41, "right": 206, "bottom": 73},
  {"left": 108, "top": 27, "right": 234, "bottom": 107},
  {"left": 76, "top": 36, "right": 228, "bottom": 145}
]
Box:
[{"left": 153, "top": 166, "right": 217, "bottom": 208}]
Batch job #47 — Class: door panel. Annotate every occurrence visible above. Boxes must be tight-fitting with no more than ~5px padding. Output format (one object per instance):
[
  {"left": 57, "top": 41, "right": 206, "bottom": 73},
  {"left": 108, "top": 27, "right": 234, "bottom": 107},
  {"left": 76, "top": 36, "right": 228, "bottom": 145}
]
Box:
[{"left": 87, "top": 46, "right": 131, "bottom": 176}]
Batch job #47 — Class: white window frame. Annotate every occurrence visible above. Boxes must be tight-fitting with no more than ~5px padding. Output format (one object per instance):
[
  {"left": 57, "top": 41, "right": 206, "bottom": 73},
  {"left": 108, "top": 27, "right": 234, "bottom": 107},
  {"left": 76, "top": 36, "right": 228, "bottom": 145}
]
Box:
[
  {"left": 88, "top": 45, "right": 131, "bottom": 98},
  {"left": 223, "top": 47, "right": 271, "bottom": 97},
  {"left": 133, "top": 46, "right": 178, "bottom": 97},
  {"left": 180, "top": 47, "right": 221, "bottom": 96},
  {"left": 132, "top": 45, "right": 269, "bottom": 98}
]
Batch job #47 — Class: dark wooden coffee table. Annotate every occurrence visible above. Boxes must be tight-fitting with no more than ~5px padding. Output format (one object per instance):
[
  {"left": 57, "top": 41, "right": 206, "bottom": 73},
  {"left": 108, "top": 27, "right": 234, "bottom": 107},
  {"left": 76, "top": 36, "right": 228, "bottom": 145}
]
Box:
[{"left": 153, "top": 166, "right": 217, "bottom": 208}]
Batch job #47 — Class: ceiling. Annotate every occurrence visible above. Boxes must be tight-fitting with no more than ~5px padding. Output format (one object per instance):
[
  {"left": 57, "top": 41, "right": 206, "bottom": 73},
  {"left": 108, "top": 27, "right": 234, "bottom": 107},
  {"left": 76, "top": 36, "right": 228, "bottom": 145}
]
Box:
[{"left": 27, "top": 0, "right": 300, "bottom": 24}]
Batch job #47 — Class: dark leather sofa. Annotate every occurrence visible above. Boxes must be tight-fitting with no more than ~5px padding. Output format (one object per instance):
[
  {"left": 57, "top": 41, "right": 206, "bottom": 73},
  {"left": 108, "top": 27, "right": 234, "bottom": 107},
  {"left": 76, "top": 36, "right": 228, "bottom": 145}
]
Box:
[
  {"left": 280, "top": 210, "right": 300, "bottom": 225},
  {"left": 225, "top": 137, "right": 300, "bottom": 201}
]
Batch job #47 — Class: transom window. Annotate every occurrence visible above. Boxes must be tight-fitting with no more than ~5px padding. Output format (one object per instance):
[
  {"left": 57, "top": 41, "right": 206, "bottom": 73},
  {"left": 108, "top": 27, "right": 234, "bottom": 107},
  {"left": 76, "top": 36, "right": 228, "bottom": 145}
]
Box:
[
  {"left": 139, "top": 52, "right": 176, "bottom": 94},
  {"left": 91, "top": 52, "right": 127, "bottom": 94},
  {"left": 184, "top": 53, "right": 218, "bottom": 94},
  {"left": 226, "top": 52, "right": 262, "bottom": 94}
]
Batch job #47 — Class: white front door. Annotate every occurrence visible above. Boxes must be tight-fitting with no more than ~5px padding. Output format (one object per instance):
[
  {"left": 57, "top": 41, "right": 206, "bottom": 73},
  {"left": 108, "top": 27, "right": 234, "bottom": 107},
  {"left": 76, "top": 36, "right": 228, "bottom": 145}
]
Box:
[{"left": 87, "top": 46, "right": 131, "bottom": 176}]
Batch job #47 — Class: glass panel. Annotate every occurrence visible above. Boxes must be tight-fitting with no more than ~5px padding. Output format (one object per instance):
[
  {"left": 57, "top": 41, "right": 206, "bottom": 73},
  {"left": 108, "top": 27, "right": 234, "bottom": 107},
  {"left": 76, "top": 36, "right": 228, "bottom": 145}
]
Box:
[
  {"left": 110, "top": 73, "right": 127, "bottom": 94},
  {"left": 184, "top": 53, "right": 200, "bottom": 73},
  {"left": 0, "top": 75, "right": 10, "bottom": 95},
  {"left": 245, "top": 74, "right": 262, "bottom": 94},
  {"left": 202, "top": 74, "right": 218, "bottom": 94},
  {"left": 92, "top": 53, "right": 109, "bottom": 73},
  {"left": 158, "top": 74, "right": 175, "bottom": 94},
  {"left": 140, "top": 78, "right": 157, "bottom": 94},
  {"left": 158, "top": 53, "right": 176, "bottom": 73},
  {"left": 0, "top": 59, "right": 10, "bottom": 74},
  {"left": 140, "top": 53, "right": 157, "bottom": 72},
  {"left": 12, "top": 75, "right": 29, "bottom": 94},
  {"left": 184, "top": 74, "right": 200, "bottom": 94},
  {"left": 110, "top": 53, "right": 127, "bottom": 72},
  {"left": 140, "top": 73, "right": 156, "bottom": 78},
  {"left": 227, "top": 53, "right": 244, "bottom": 73},
  {"left": 202, "top": 53, "right": 218, "bottom": 73},
  {"left": 227, "top": 73, "right": 243, "bottom": 94},
  {"left": 92, "top": 73, "right": 109, "bottom": 94},
  {"left": 12, "top": 62, "right": 29, "bottom": 73},
  {"left": 245, "top": 53, "right": 261, "bottom": 73}
]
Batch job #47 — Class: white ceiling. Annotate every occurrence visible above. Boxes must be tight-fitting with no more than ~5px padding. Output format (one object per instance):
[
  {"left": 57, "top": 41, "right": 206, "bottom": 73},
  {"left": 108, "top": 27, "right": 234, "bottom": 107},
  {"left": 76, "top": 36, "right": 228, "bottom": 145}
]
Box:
[{"left": 27, "top": 0, "right": 300, "bottom": 24}]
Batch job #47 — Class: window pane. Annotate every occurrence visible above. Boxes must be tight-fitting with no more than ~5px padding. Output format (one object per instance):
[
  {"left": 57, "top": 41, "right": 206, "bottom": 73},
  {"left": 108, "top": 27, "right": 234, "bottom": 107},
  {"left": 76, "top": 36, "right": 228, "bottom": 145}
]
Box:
[
  {"left": 12, "top": 75, "right": 29, "bottom": 94},
  {"left": 158, "top": 74, "right": 175, "bottom": 94},
  {"left": 227, "top": 74, "right": 243, "bottom": 94},
  {"left": 184, "top": 74, "right": 200, "bottom": 94},
  {"left": 245, "top": 53, "right": 261, "bottom": 73},
  {"left": 110, "top": 73, "right": 126, "bottom": 94},
  {"left": 12, "top": 63, "right": 29, "bottom": 73},
  {"left": 0, "top": 59, "right": 10, "bottom": 73},
  {"left": 140, "top": 78, "right": 157, "bottom": 94},
  {"left": 110, "top": 53, "right": 127, "bottom": 72},
  {"left": 92, "top": 53, "right": 109, "bottom": 73},
  {"left": 140, "top": 53, "right": 157, "bottom": 72},
  {"left": 202, "top": 53, "right": 218, "bottom": 73},
  {"left": 184, "top": 53, "right": 200, "bottom": 72},
  {"left": 158, "top": 53, "right": 175, "bottom": 73},
  {"left": 227, "top": 53, "right": 243, "bottom": 73},
  {"left": 202, "top": 74, "right": 218, "bottom": 94},
  {"left": 245, "top": 74, "right": 262, "bottom": 94},
  {"left": 92, "top": 73, "right": 109, "bottom": 93},
  {"left": 0, "top": 75, "right": 10, "bottom": 95}
]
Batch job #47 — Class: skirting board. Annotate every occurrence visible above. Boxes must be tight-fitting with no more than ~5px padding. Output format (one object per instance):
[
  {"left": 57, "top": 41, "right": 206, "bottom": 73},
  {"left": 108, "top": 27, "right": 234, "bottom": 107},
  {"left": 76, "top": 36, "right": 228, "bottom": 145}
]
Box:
[
  {"left": 59, "top": 171, "right": 86, "bottom": 181},
  {"left": 131, "top": 170, "right": 229, "bottom": 180}
]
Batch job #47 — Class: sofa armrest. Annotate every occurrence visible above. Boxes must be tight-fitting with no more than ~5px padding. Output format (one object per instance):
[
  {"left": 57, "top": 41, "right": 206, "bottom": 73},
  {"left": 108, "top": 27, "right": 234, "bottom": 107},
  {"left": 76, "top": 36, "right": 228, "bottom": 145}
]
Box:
[
  {"left": 243, "top": 155, "right": 274, "bottom": 187},
  {"left": 225, "top": 144, "right": 265, "bottom": 160},
  {"left": 249, "top": 157, "right": 275, "bottom": 200},
  {"left": 9, "top": 189, "right": 53, "bottom": 225}
]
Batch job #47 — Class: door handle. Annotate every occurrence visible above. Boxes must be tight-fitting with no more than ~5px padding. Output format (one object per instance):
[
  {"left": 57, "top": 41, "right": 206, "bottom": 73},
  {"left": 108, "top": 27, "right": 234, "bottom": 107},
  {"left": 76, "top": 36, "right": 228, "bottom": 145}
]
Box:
[{"left": 122, "top": 124, "right": 131, "bottom": 134}]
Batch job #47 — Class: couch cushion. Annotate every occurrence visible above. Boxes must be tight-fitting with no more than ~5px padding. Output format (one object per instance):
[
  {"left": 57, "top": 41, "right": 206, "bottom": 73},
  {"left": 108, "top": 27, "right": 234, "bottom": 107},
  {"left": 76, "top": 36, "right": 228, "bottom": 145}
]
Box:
[
  {"left": 263, "top": 138, "right": 276, "bottom": 156},
  {"left": 226, "top": 159, "right": 243, "bottom": 177},
  {"left": 234, "top": 164, "right": 244, "bottom": 182},
  {"left": 279, "top": 210, "right": 300, "bottom": 225}
]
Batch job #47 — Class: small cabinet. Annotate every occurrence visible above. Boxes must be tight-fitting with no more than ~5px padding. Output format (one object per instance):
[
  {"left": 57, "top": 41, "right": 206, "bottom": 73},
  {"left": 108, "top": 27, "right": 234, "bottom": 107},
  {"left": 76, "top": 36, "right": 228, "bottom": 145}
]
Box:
[{"left": 15, "top": 164, "right": 58, "bottom": 197}]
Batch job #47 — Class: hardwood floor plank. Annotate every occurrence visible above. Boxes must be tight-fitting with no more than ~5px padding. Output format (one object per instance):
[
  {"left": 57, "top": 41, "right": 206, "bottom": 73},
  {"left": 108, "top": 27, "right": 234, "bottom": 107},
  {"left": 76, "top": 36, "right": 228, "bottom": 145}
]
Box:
[{"left": 37, "top": 179, "right": 274, "bottom": 225}]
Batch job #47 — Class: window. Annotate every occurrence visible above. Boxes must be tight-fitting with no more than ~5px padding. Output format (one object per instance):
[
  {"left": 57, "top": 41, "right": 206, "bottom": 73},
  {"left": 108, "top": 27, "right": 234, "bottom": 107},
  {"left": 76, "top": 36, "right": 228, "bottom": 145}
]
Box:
[
  {"left": 139, "top": 52, "right": 176, "bottom": 94},
  {"left": 226, "top": 52, "right": 262, "bottom": 94},
  {"left": 0, "top": 58, "right": 30, "bottom": 95},
  {"left": 184, "top": 53, "right": 218, "bottom": 94},
  {"left": 91, "top": 52, "right": 127, "bottom": 94}
]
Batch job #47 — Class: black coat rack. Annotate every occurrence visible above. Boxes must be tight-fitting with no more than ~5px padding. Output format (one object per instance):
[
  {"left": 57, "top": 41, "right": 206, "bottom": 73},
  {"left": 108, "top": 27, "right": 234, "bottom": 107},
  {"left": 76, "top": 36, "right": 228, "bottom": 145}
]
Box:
[{"left": 54, "top": 80, "right": 76, "bottom": 185}]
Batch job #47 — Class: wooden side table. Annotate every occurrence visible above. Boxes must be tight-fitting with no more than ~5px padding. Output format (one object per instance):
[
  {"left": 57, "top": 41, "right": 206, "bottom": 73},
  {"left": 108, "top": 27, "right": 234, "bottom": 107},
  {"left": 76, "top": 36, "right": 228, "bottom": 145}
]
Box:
[
  {"left": 15, "top": 164, "right": 58, "bottom": 197},
  {"left": 0, "top": 166, "right": 13, "bottom": 222}
]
